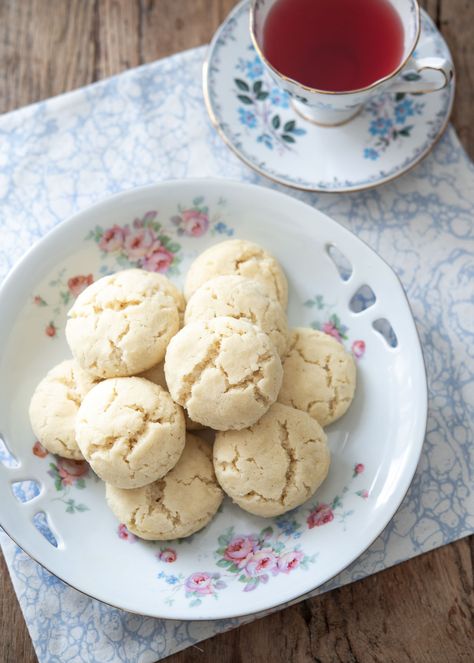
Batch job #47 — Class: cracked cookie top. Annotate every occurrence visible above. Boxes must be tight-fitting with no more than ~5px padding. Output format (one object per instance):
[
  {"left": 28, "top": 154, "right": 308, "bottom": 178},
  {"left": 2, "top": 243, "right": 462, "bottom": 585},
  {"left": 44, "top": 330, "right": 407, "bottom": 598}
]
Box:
[
  {"left": 105, "top": 433, "right": 224, "bottom": 540},
  {"left": 184, "top": 275, "right": 289, "bottom": 358},
  {"left": 29, "top": 359, "right": 100, "bottom": 460},
  {"left": 213, "top": 403, "right": 330, "bottom": 517},
  {"left": 76, "top": 377, "right": 185, "bottom": 488},
  {"left": 278, "top": 328, "right": 356, "bottom": 427},
  {"left": 138, "top": 361, "right": 204, "bottom": 431},
  {"left": 164, "top": 316, "right": 283, "bottom": 431},
  {"left": 66, "top": 269, "right": 183, "bottom": 378},
  {"left": 183, "top": 239, "right": 288, "bottom": 308}
]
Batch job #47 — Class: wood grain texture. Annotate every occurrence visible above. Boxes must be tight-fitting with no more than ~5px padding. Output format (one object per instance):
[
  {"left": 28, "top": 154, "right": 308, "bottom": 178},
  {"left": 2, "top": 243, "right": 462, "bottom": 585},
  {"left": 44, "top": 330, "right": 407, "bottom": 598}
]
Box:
[
  {"left": 0, "top": 1, "right": 473, "bottom": 662},
  {"left": 169, "top": 539, "right": 474, "bottom": 663}
]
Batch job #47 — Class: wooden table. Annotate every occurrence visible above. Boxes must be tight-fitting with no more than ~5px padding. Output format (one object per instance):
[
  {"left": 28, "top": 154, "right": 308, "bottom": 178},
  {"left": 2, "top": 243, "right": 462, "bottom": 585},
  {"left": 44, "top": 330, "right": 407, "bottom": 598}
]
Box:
[{"left": 0, "top": 1, "right": 472, "bottom": 661}]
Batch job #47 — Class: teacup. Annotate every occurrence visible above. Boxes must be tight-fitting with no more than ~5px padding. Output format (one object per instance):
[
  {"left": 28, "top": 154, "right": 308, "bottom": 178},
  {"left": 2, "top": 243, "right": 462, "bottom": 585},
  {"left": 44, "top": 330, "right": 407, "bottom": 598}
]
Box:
[{"left": 250, "top": 0, "right": 454, "bottom": 126}]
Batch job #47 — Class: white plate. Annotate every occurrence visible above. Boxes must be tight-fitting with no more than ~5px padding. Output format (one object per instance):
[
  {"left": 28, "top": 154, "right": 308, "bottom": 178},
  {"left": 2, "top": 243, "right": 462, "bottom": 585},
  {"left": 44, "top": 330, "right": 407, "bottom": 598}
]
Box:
[
  {"left": 203, "top": 1, "right": 454, "bottom": 192},
  {"left": 0, "top": 179, "right": 427, "bottom": 619}
]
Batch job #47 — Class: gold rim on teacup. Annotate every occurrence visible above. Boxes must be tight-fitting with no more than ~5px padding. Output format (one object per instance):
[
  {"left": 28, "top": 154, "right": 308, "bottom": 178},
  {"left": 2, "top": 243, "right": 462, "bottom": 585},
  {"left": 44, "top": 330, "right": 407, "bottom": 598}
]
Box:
[{"left": 249, "top": 0, "right": 453, "bottom": 126}]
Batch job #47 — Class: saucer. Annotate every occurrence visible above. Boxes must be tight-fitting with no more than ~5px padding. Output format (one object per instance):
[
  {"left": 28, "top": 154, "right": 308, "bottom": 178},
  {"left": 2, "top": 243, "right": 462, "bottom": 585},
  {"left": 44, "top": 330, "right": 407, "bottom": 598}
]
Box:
[{"left": 203, "top": 0, "right": 455, "bottom": 193}]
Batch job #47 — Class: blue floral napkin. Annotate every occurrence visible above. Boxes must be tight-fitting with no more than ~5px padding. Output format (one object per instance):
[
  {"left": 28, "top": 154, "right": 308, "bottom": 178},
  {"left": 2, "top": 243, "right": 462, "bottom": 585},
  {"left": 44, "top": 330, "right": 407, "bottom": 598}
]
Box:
[{"left": 0, "top": 46, "right": 473, "bottom": 663}]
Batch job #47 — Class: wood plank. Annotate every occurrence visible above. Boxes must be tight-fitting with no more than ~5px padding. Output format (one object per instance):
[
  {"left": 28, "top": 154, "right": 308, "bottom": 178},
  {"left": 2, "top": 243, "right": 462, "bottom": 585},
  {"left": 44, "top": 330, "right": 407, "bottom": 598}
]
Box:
[
  {"left": 0, "top": 0, "right": 96, "bottom": 110},
  {"left": 0, "top": 546, "right": 37, "bottom": 663},
  {"left": 95, "top": 0, "right": 141, "bottom": 80},
  {"left": 167, "top": 538, "right": 474, "bottom": 663},
  {"left": 437, "top": 0, "right": 474, "bottom": 155},
  {"left": 420, "top": 0, "right": 474, "bottom": 156},
  {"left": 139, "top": 0, "right": 236, "bottom": 62}
]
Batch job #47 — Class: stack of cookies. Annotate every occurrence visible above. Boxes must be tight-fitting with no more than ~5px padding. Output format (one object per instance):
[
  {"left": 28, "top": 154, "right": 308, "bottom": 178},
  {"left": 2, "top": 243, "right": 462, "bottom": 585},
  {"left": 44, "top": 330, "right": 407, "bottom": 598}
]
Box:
[{"left": 29, "top": 239, "right": 356, "bottom": 540}]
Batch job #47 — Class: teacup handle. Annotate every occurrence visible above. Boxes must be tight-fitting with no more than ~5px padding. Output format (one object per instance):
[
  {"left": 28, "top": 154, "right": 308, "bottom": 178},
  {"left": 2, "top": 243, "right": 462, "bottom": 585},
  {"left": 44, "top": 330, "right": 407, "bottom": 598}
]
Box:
[{"left": 389, "top": 57, "right": 454, "bottom": 94}]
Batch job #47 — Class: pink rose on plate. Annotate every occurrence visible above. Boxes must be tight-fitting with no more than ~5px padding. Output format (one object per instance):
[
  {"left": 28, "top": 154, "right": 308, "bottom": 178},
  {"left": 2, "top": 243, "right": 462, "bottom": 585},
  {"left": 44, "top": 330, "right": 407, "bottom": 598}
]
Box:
[
  {"left": 307, "top": 503, "right": 334, "bottom": 529},
  {"left": 185, "top": 572, "right": 214, "bottom": 596},
  {"left": 158, "top": 547, "right": 177, "bottom": 563},
  {"left": 277, "top": 550, "right": 304, "bottom": 574},
  {"left": 99, "top": 224, "right": 129, "bottom": 252},
  {"left": 124, "top": 228, "right": 157, "bottom": 260},
  {"left": 45, "top": 322, "right": 57, "bottom": 337},
  {"left": 352, "top": 340, "right": 366, "bottom": 359},
  {"left": 32, "top": 441, "right": 48, "bottom": 458},
  {"left": 245, "top": 549, "right": 278, "bottom": 577},
  {"left": 141, "top": 246, "right": 174, "bottom": 273},
  {"left": 67, "top": 274, "right": 93, "bottom": 297},
  {"left": 57, "top": 458, "right": 89, "bottom": 486},
  {"left": 354, "top": 463, "right": 365, "bottom": 476},
  {"left": 322, "top": 322, "right": 342, "bottom": 342},
  {"left": 224, "top": 536, "right": 256, "bottom": 567},
  {"left": 180, "top": 209, "right": 209, "bottom": 237},
  {"left": 118, "top": 524, "right": 137, "bottom": 542}
]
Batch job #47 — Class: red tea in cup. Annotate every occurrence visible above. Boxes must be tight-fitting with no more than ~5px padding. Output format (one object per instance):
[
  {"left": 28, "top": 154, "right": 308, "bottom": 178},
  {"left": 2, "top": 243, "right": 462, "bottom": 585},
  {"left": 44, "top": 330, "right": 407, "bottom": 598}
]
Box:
[{"left": 262, "top": 0, "right": 405, "bottom": 92}]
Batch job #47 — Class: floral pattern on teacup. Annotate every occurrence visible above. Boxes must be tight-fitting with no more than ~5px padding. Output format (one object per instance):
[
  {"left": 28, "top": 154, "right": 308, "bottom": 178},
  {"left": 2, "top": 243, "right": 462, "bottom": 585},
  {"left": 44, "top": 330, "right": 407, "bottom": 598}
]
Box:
[{"left": 234, "top": 50, "right": 307, "bottom": 153}]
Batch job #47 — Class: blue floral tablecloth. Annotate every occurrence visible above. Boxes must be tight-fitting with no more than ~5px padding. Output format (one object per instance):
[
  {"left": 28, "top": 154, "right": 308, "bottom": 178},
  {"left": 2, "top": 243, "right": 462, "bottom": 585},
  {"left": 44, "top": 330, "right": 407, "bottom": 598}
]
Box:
[{"left": 0, "top": 46, "right": 473, "bottom": 663}]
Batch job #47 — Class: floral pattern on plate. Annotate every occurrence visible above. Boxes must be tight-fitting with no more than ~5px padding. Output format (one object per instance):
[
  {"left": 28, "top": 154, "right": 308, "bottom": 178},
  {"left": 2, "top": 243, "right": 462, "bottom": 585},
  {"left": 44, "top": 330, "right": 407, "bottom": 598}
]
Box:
[
  {"left": 117, "top": 524, "right": 138, "bottom": 543},
  {"left": 170, "top": 195, "right": 234, "bottom": 237},
  {"left": 157, "top": 570, "right": 227, "bottom": 608},
  {"left": 155, "top": 464, "right": 369, "bottom": 605},
  {"left": 32, "top": 442, "right": 91, "bottom": 514},
  {"left": 304, "top": 294, "right": 366, "bottom": 359},
  {"left": 33, "top": 270, "right": 94, "bottom": 338},
  {"left": 88, "top": 210, "right": 182, "bottom": 275},
  {"left": 33, "top": 198, "right": 235, "bottom": 337},
  {"left": 214, "top": 526, "right": 316, "bottom": 593}
]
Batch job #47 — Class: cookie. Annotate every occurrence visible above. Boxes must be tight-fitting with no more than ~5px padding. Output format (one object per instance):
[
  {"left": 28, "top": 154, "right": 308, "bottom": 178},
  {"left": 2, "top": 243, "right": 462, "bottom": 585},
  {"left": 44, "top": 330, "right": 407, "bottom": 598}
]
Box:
[
  {"left": 73, "top": 362, "right": 103, "bottom": 396},
  {"left": 139, "top": 361, "right": 204, "bottom": 431},
  {"left": 184, "top": 239, "right": 288, "bottom": 308},
  {"left": 76, "top": 377, "right": 185, "bottom": 488},
  {"left": 185, "top": 275, "right": 288, "bottom": 357},
  {"left": 105, "top": 433, "right": 223, "bottom": 540},
  {"left": 213, "top": 403, "right": 330, "bottom": 517},
  {"left": 29, "top": 359, "right": 100, "bottom": 459},
  {"left": 278, "top": 328, "right": 356, "bottom": 427},
  {"left": 164, "top": 316, "right": 283, "bottom": 430},
  {"left": 66, "top": 269, "right": 181, "bottom": 378}
]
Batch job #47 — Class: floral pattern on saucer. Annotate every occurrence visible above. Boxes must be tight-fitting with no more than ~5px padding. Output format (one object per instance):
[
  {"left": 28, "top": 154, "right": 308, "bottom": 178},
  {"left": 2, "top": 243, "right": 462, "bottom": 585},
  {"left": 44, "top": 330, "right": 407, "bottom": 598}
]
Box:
[
  {"left": 364, "top": 84, "right": 426, "bottom": 160},
  {"left": 205, "top": 0, "right": 454, "bottom": 191}
]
